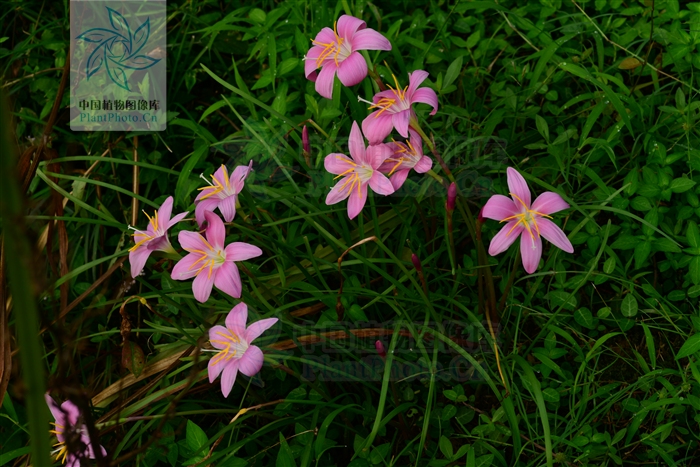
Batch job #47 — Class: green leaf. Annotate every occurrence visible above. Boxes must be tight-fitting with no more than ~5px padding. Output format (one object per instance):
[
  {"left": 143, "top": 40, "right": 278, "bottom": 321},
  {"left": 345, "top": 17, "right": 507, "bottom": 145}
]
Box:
[
  {"left": 652, "top": 238, "right": 681, "bottom": 253},
  {"left": 466, "top": 30, "right": 481, "bottom": 48},
  {"left": 603, "top": 257, "right": 616, "bottom": 274},
  {"left": 631, "top": 196, "right": 653, "bottom": 211},
  {"left": 186, "top": 420, "right": 208, "bottom": 452},
  {"left": 442, "top": 56, "right": 463, "bottom": 90},
  {"left": 687, "top": 221, "right": 700, "bottom": 248},
  {"left": 439, "top": 436, "right": 454, "bottom": 460},
  {"left": 574, "top": 308, "right": 595, "bottom": 329},
  {"left": 175, "top": 142, "right": 209, "bottom": 208},
  {"left": 277, "top": 432, "right": 297, "bottom": 467},
  {"left": 670, "top": 177, "right": 696, "bottom": 193},
  {"left": 535, "top": 114, "right": 550, "bottom": 142},
  {"left": 548, "top": 290, "right": 577, "bottom": 310},
  {"left": 676, "top": 333, "right": 700, "bottom": 360},
  {"left": 611, "top": 235, "right": 640, "bottom": 250},
  {"left": 542, "top": 387, "right": 561, "bottom": 402},
  {"left": 620, "top": 294, "right": 638, "bottom": 318},
  {"left": 634, "top": 240, "right": 652, "bottom": 268}
]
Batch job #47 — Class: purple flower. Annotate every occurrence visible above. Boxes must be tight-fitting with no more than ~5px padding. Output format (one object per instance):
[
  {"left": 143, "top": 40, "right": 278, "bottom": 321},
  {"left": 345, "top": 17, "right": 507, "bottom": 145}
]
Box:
[
  {"left": 378, "top": 129, "right": 432, "bottom": 190},
  {"left": 171, "top": 211, "right": 262, "bottom": 303},
  {"left": 324, "top": 121, "right": 395, "bottom": 219},
  {"left": 360, "top": 70, "right": 438, "bottom": 144},
  {"left": 46, "top": 394, "right": 107, "bottom": 466},
  {"left": 305, "top": 15, "right": 391, "bottom": 99},
  {"left": 194, "top": 161, "right": 253, "bottom": 227},
  {"left": 208, "top": 302, "right": 278, "bottom": 397},
  {"left": 129, "top": 196, "right": 188, "bottom": 278},
  {"left": 482, "top": 167, "right": 574, "bottom": 273}
]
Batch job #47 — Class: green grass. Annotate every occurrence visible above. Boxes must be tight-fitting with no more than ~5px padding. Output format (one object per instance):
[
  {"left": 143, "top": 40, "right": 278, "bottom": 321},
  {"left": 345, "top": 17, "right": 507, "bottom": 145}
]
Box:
[{"left": 1, "top": 0, "right": 700, "bottom": 466}]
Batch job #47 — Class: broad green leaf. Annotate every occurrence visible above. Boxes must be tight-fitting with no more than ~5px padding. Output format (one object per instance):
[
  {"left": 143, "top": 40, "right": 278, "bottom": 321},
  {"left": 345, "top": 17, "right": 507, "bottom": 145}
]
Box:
[
  {"left": 670, "top": 177, "right": 696, "bottom": 193},
  {"left": 442, "top": 55, "right": 463, "bottom": 90},
  {"left": 621, "top": 294, "right": 638, "bottom": 318},
  {"left": 186, "top": 420, "right": 208, "bottom": 451},
  {"left": 676, "top": 333, "right": 700, "bottom": 360},
  {"left": 574, "top": 307, "right": 595, "bottom": 329}
]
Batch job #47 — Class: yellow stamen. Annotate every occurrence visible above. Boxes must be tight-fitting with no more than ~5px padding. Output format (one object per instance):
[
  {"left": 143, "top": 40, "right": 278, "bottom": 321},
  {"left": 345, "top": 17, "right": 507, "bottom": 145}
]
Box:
[{"left": 310, "top": 21, "right": 345, "bottom": 67}]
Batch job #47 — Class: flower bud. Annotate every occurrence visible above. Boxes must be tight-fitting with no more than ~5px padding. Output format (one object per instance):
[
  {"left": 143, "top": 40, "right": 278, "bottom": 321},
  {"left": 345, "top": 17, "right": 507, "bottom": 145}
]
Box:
[
  {"left": 446, "top": 182, "right": 457, "bottom": 212},
  {"left": 375, "top": 340, "right": 386, "bottom": 358},
  {"left": 411, "top": 253, "right": 422, "bottom": 272},
  {"left": 477, "top": 206, "right": 485, "bottom": 224},
  {"left": 302, "top": 125, "right": 310, "bottom": 155}
]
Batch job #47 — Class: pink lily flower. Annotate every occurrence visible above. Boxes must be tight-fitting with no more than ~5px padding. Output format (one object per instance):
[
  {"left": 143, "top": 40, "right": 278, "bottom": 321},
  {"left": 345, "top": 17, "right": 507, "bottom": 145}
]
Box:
[
  {"left": 194, "top": 161, "right": 253, "bottom": 227},
  {"left": 483, "top": 167, "right": 574, "bottom": 273},
  {"left": 360, "top": 70, "right": 438, "bottom": 144},
  {"left": 129, "top": 196, "right": 188, "bottom": 278},
  {"left": 324, "top": 121, "right": 395, "bottom": 219},
  {"left": 208, "top": 302, "right": 278, "bottom": 397},
  {"left": 305, "top": 15, "right": 391, "bottom": 99},
  {"left": 378, "top": 129, "right": 432, "bottom": 190},
  {"left": 46, "top": 394, "right": 107, "bottom": 466},
  {"left": 171, "top": 211, "right": 262, "bottom": 302}
]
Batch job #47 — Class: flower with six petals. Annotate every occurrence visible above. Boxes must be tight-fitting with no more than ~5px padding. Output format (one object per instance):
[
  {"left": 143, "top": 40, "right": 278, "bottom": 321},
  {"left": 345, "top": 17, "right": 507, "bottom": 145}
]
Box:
[
  {"left": 305, "top": 15, "right": 391, "bottom": 99},
  {"left": 378, "top": 129, "right": 432, "bottom": 190},
  {"left": 194, "top": 161, "right": 253, "bottom": 227},
  {"left": 129, "top": 196, "right": 188, "bottom": 278},
  {"left": 324, "top": 121, "right": 395, "bottom": 219},
  {"left": 46, "top": 394, "right": 107, "bottom": 466},
  {"left": 208, "top": 302, "right": 278, "bottom": 397},
  {"left": 361, "top": 70, "right": 438, "bottom": 144},
  {"left": 482, "top": 167, "right": 574, "bottom": 273},
  {"left": 171, "top": 211, "right": 262, "bottom": 302}
]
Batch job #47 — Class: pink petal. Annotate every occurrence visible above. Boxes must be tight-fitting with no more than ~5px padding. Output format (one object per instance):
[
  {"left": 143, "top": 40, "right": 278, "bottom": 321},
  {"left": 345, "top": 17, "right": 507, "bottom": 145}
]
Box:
[
  {"left": 488, "top": 221, "right": 524, "bottom": 256},
  {"left": 372, "top": 89, "right": 398, "bottom": 103},
  {"left": 520, "top": 232, "right": 543, "bottom": 274},
  {"left": 337, "top": 52, "right": 367, "bottom": 87},
  {"left": 366, "top": 143, "right": 392, "bottom": 169},
  {"left": 482, "top": 195, "right": 518, "bottom": 221},
  {"left": 389, "top": 169, "right": 410, "bottom": 191},
  {"left": 315, "top": 62, "right": 337, "bottom": 99},
  {"left": 324, "top": 153, "right": 355, "bottom": 175},
  {"left": 60, "top": 400, "right": 81, "bottom": 426},
  {"left": 326, "top": 178, "right": 352, "bottom": 205},
  {"left": 66, "top": 456, "right": 80, "bottom": 467},
  {"left": 214, "top": 261, "right": 242, "bottom": 299},
  {"left": 245, "top": 317, "right": 278, "bottom": 343},
  {"left": 218, "top": 195, "right": 237, "bottom": 223},
  {"left": 347, "top": 182, "right": 368, "bottom": 219},
  {"left": 220, "top": 361, "right": 240, "bottom": 397},
  {"left": 204, "top": 211, "right": 226, "bottom": 250},
  {"left": 362, "top": 112, "right": 394, "bottom": 144},
  {"left": 414, "top": 156, "right": 432, "bottom": 173},
  {"left": 531, "top": 192, "right": 570, "bottom": 215},
  {"left": 167, "top": 211, "right": 189, "bottom": 229},
  {"left": 368, "top": 172, "right": 394, "bottom": 196},
  {"left": 194, "top": 198, "right": 220, "bottom": 227},
  {"left": 208, "top": 353, "right": 228, "bottom": 383},
  {"left": 86, "top": 443, "right": 107, "bottom": 459},
  {"left": 348, "top": 121, "right": 366, "bottom": 164},
  {"left": 156, "top": 196, "right": 174, "bottom": 225},
  {"left": 337, "top": 15, "right": 366, "bottom": 39},
  {"left": 171, "top": 253, "right": 202, "bottom": 281},
  {"left": 178, "top": 230, "right": 208, "bottom": 252},
  {"left": 129, "top": 246, "right": 152, "bottom": 278},
  {"left": 211, "top": 165, "right": 229, "bottom": 189},
  {"left": 238, "top": 345, "right": 265, "bottom": 377},
  {"left": 537, "top": 218, "right": 574, "bottom": 253},
  {"left": 225, "top": 302, "right": 248, "bottom": 335},
  {"left": 305, "top": 46, "right": 322, "bottom": 80},
  {"left": 506, "top": 167, "right": 532, "bottom": 208},
  {"left": 191, "top": 269, "right": 216, "bottom": 303},
  {"left": 146, "top": 236, "right": 168, "bottom": 252},
  {"left": 313, "top": 27, "right": 337, "bottom": 46},
  {"left": 408, "top": 129, "right": 422, "bottom": 149},
  {"left": 393, "top": 110, "right": 411, "bottom": 138},
  {"left": 230, "top": 162, "right": 253, "bottom": 191},
  {"left": 411, "top": 87, "right": 438, "bottom": 115},
  {"left": 351, "top": 28, "right": 391, "bottom": 51},
  {"left": 407, "top": 70, "right": 429, "bottom": 97},
  {"left": 224, "top": 242, "right": 263, "bottom": 261},
  {"left": 209, "top": 325, "right": 230, "bottom": 350},
  {"left": 45, "top": 394, "right": 64, "bottom": 423}
]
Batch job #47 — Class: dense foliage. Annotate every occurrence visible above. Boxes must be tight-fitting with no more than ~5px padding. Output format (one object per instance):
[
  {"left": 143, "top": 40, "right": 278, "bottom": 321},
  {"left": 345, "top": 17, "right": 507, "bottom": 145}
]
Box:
[{"left": 1, "top": 0, "right": 700, "bottom": 466}]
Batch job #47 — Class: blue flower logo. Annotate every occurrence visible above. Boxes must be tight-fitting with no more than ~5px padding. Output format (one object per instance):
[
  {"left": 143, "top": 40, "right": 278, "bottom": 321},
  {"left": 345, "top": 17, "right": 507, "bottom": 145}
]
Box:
[{"left": 76, "top": 7, "right": 160, "bottom": 91}]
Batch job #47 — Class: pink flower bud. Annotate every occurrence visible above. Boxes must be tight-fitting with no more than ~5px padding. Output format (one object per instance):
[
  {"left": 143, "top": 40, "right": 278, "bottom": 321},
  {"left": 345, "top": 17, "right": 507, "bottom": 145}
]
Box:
[
  {"left": 375, "top": 340, "right": 386, "bottom": 358},
  {"left": 477, "top": 206, "right": 485, "bottom": 224},
  {"left": 302, "top": 125, "right": 310, "bottom": 155},
  {"left": 411, "top": 253, "right": 422, "bottom": 272},
  {"left": 446, "top": 182, "right": 457, "bottom": 212}
]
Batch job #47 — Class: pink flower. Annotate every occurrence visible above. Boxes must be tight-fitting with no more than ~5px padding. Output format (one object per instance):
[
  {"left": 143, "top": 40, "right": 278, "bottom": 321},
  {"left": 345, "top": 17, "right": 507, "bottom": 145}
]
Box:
[
  {"left": 305, "top": 15, "right": 391, "bottom": 99},
  {"left": 46, "top": 394, "right": 107, "bottom": 466},
  {"left": 378, "top": 129, "right": 432, "bottom": 190},
  {"left": 483, "top": 168, "right": 574, "bottom": 273},
  {"left": 446, "top": 182, "right": 457, "bottom": 212},
  {"left": 360, "top": 70, "right": 438, "bottom": 144},
  {"left": 324, "top": 121, "right": 395, "bottom": 219},
  {"left": 129, "top": 196, "right": 188, "bottom": 278},
  {"left": 207, "top": 302, "right": 278, "bottom": 397},
  {"left": 194, "top": 161, "right": 253, "bottom": 227},
  {"left": 171, "top": 211, "right": 262, "bottom": 302}
]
